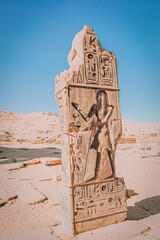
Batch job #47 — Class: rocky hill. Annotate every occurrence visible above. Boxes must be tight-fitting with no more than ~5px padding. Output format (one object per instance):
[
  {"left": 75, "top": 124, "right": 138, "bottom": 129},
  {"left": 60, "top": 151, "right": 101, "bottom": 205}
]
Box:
[
  {"left": 0, "top": 111, "right": 160, "bottom": 146},
  {"left": 0, "top": 111, "right": 61, "bottom": 146},
  {"left": 121, "top": 119, "right": 160, "bottom": 143}
]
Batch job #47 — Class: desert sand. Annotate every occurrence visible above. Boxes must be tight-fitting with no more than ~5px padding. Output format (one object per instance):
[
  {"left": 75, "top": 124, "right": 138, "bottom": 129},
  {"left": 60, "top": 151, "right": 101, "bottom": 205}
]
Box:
[{"left": 0, "top": 111, "right": 160, "bottom": 240}]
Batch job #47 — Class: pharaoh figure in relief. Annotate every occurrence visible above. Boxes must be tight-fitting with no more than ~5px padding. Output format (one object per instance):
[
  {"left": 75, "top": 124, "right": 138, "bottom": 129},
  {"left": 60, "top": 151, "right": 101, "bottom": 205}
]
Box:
[{"left": 71, "top": 89, "right": 114, "bottom": 182}]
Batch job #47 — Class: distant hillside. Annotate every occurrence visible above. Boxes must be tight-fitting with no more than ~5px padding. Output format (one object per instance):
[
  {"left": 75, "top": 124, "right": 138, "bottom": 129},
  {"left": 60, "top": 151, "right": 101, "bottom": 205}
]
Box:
[
  {"left": 121, "top": 119, "right": 160, "bottom": 143},
  {"left": 0, "top": 111, "right": 160, "bottom": 145},
  {"left": 0, "top": 111, "right": 61, "bottom": 145}
]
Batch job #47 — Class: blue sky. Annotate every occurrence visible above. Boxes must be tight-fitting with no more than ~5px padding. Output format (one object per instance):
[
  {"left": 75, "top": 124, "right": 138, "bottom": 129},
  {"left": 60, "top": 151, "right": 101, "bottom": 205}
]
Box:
[{"left": 0, "top": 0, "right": 160, "bottom": 122}]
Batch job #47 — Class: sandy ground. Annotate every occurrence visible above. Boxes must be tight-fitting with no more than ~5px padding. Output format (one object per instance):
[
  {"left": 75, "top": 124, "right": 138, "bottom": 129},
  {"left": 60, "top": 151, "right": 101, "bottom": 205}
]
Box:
[
  {"left": 0, "top": 142, "right": 160, "bottom": 240},
  {"left": 0, "top": 111, "right": 160, "bottom": 239}
]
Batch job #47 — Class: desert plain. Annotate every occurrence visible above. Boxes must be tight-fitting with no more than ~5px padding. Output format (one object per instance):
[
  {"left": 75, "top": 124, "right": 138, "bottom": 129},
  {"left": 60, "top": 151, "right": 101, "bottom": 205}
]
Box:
[{"left": 0, "top": 110, "right": 160, "bottom": 240}]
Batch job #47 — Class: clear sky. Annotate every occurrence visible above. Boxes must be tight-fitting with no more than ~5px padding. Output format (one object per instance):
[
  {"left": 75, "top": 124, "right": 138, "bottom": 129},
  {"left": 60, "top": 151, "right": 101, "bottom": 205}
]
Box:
[{"left": 0, "top": 0, "right": 160, "bottom": 122}]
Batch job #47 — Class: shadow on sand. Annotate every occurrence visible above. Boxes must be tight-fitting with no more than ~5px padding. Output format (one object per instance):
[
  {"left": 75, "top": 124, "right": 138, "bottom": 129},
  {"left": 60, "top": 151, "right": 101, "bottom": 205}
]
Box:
[
  {"left": 127, "top": 195, "right": 160, "bottom": 220},
  {"left": 0, "top": 146, "right": 61, "bottom": 163}
]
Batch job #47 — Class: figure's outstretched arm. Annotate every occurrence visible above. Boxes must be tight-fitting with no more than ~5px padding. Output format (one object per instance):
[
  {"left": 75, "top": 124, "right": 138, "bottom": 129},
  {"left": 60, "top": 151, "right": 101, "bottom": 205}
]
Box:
[
  {"left": 102, "top": 105, "right": 114, "bottom": 124},
  {"left": 86, "top": 104, "right": 96, "bottom": 121}
]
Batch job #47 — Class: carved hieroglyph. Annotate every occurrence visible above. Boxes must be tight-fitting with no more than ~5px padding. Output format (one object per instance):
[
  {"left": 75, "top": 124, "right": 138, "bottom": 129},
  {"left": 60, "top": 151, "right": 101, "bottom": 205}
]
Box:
[{"left": 55, "top": 26, "right": 127, "bottom": 235}]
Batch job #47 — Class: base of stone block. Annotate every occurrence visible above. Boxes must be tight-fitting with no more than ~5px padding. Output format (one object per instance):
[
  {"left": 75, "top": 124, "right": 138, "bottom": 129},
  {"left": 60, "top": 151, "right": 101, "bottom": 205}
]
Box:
[{"left": 61, "top": 210, "right": 127, "bottom": 235}]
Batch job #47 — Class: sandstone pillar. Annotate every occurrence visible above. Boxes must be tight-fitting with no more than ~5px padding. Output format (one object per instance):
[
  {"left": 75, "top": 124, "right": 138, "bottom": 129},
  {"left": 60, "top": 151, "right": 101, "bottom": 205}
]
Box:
[{"left": 55, "top": 26, "right": 127, "bottom": 235}]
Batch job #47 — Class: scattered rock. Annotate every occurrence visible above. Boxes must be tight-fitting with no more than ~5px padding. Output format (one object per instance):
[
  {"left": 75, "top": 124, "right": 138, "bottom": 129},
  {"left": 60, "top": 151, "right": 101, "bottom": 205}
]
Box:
[
  {"left": 126, "top": 189, "right": 135, "bottom": 197},
  {"left": 120, "top": 137, "right": 136, "bottom": 144},
  {"left": 39, "top": 178, "right": 53, "bottom": 182},
  {"left": 25, "top": 159, "right": 41, "bottom": 165},
  {"left": 140, "top": 146, "right": 151, "bottom": 151},
  {"left": 8, "top": 163, "right": 25, "bottom": 171},
  {"left": 8, "top": 159, "right": 41, "bottom": 171},
  {"left": 56, "top": 175, "right": 61, "bottom": 182},
  {"left": 146, "top": 147, "right": 151, "bottom": 150},
  {"left": 45, "top": 159, "right": 62, "bottom": 166},
  {"left": 0, "top": 199, "right": 7, "bottom": 206},
  {"left": 142, "top": 155, "right": 159, "bottom": 158}
]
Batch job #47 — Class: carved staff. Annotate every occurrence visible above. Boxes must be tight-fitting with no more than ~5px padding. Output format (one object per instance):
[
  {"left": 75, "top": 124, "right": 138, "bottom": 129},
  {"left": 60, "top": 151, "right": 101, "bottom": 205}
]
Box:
[{"left": 71, "top": 102, "right": 87, "bottom": 122}]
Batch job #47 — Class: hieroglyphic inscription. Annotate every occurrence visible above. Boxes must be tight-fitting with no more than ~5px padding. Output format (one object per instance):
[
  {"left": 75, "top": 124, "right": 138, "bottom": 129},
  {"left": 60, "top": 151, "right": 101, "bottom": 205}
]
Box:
[
  {"left": 70, "top": 134, "right": 86, "bottom": 184},
  {"left": 83, "top": 33, "right": 114, "bottom": 85},
  {"left": 83, "top": 33, "right": 99, "bottom": 84},
  {"left": 72, "top": 66, "right": 84, "bottom": 84},
  {"left": 74, "top": 179, "right": 124, "bottom": 201},
  {"left": 83, "top": 34, "right": 97, "bottom": 52},
  {"left": 100, "top": 55, "right": 113, "bottom": 85},
  {"left": 84, "top": 52, "right": 99, "bottom": 84},
  {"left": 73, "top": 179, "right": 126, "bottom": 220}
]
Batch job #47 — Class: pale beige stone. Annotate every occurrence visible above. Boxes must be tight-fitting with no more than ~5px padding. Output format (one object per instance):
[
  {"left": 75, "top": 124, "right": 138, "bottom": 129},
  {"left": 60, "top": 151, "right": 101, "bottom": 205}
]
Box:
[
  {"left": 0, "top": 199, "right": 7, "bottom": 206},
  {"left": 45, "top": 159, "right": 62, "bottom": 166},
  {"left": 0, "top": 180, "right": 18, "bottom": 201},
  {"left": 24, "top": 159, "right": 41, "bottom": 165},
  {"left": 31, "top": 180, "right": 61, "bottom": 206},
  {"left": 8, "top": 163, "right": 25, "bottom": 171},
  {"left": 8, "top": 164, "right": 55, "bottom": 181},
  {"left": 0, "top": 139, "right": 160, "bottom": 238},
  {"left": 126, "top": 189, "right": 135, "bottom": 197},
  {"left": 140, "top": 214, "right": 160, "bottom": 230},
  {"left": 7, "top": 158, "right": 41, "bottom": 172},
  {"left": 56, "top": 175, "right": 61, "bottom": 181},
  {"left": 131, "top": 233, "right": 157, "bottom": 240},
  {"left": 147, "top": 228, "right": 160, "bottom": 239},
  {"left": 18, "top": 181, "right": 47, "bottom": 204},
  {"left": 55, "top": 25, "right": 127, "bottom": 234},
  {"left": 55, "top": 220, "right": 149, "bottom": 240}
]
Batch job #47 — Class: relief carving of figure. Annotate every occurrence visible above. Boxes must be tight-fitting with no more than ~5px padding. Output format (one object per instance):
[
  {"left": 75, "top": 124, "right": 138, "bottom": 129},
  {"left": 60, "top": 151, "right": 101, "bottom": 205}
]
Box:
[{"left": 72, "top": 90, "right": 115, "bottom": 183}]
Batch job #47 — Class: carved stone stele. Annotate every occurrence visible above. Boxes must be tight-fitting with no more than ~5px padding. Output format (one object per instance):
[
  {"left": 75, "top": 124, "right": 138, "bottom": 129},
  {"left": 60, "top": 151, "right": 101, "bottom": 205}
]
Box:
[{"left": 55, "top": 26, "right": 127, "bottom": 235}]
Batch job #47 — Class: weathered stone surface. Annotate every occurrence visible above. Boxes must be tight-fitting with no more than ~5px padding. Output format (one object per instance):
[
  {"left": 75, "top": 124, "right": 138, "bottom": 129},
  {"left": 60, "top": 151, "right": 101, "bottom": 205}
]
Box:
[
  {"left": 126, "top": 189, "right": 135, "bottom": 197},
  {"left": 55, "top": 25, "right": 127, "bottom": 234},
  {"left": 31, "top": 180, "right": 60, "bottom": 206},
  {"left": 146, "top": 228, "right": 160, "bottom": 240},
  {"left": 18, "top": 181, "right": 47, "bottom": 204},
  {"left": 8, "top": 164, "right": 54, "bottom": 181},
  {"left": 131, "top": 234, "right": 157, "bottom": 240},
  {"left": 54, "top": 220, "right": 149, "bottom": 240},
  {"left": 140, "top": 213, "right": 160, "bottom": 230},
  {"left": 0, "top": 199, "right": 7, "bottom": 206},
  {"left": 0, "top": 180, "right": 18, "bottom": 202},
  {"left": 45, "top": 159, "right": 62, "bottom": 166}
]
